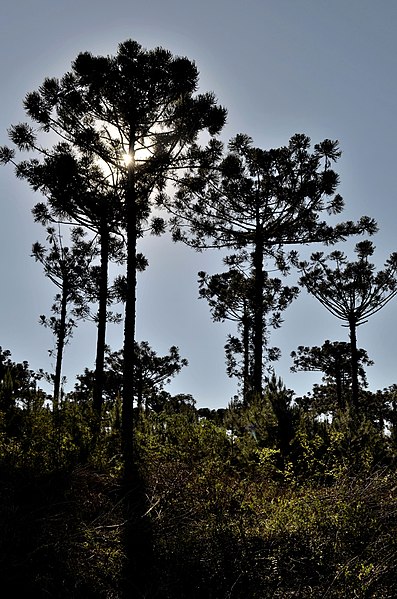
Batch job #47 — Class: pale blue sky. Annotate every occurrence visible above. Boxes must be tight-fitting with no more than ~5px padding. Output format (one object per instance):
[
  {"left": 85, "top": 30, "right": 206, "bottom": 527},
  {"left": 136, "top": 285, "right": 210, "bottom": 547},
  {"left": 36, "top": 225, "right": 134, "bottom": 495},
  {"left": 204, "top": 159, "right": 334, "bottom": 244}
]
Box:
[{"left": 1, "top": 1, "right": 397, "bottom": 407}]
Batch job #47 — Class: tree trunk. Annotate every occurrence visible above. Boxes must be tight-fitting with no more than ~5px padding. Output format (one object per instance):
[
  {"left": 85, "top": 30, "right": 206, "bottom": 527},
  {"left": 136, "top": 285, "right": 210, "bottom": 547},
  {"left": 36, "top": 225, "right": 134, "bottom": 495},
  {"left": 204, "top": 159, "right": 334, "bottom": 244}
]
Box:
[
  {"left": 120, "top": 139, "right": 154, "bottom": 599},
  {"left": 53, "top": 281, "right": 68, "bottom": 411},
  {"left": 252, "top": 206, "right": 264, "bottom": 398},
  {"left": 242, "top": 307, "right": 250, "bottom": 404},
  {"left": 349, "top": 316, "right": 360, "bottom": 411},
  {"left": 92, "top": 222, "right": 109, "bottom": 436},
  {"left": 122, "top": 141, "right": 137, "bottom": 477}
]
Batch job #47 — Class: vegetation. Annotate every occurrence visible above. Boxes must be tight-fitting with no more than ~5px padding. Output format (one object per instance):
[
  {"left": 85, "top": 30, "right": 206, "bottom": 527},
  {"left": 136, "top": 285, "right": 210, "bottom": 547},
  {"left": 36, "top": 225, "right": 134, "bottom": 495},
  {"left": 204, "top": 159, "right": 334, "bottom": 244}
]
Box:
[{"left": 1, "top": 40, "right": 397, "bottom": 597}]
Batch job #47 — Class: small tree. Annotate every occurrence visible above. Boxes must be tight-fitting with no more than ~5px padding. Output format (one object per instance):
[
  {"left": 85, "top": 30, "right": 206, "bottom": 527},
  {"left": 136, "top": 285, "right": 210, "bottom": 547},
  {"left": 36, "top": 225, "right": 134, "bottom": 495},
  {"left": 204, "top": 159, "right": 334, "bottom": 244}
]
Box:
[
  {"left": 0, "top": 347, "right": 42, "bottom": 436},
  {"left": 199, "top": 262, "right": 298, "bottom": 402},
  {"left": 71, "top": 342, "right": 188, "bottom": 420},
  {"left": 32, "top": 226, "right": 94, "bottom": 409},
  {"left": 291, "top": 340, "right": 373, "bottom": 410},
  {"left": 299, "top": 241, "right": 397, "bottom": 411}
]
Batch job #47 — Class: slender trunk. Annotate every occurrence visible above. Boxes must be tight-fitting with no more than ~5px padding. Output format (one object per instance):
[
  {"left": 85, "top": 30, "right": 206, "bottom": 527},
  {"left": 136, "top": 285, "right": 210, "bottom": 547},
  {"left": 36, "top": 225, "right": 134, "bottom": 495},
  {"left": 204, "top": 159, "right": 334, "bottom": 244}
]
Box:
[
  {"left": 52, "top": 280, "right": 68, "bottom": 464},
  {"left": 242, "top": 307, "right": 250, "bottom": 404},
  {"left": 349, "top": 316, "right": 359, "bottom": 411},
  {"left": 92, "top": 222, "right": 109, "bottom": 436},
  {"left": 120, "top": 137, "right": 154, "bottom": 599},
  {"left": 252, "top": 207, "right": 264, "bottom": 398},
  {"left": 53, "top": 281, "right": 68, "bottom": 411},
  {"left": 122, "top": 141, "right": 137, "bottom": 476}
]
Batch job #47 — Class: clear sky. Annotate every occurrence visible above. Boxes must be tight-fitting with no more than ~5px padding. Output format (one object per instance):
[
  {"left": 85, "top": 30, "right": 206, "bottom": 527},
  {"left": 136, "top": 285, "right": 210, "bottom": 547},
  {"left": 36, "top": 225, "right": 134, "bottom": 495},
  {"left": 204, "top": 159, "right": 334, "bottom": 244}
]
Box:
[{"left": 1, "top": 0, "right": 397, "bottom": 408}]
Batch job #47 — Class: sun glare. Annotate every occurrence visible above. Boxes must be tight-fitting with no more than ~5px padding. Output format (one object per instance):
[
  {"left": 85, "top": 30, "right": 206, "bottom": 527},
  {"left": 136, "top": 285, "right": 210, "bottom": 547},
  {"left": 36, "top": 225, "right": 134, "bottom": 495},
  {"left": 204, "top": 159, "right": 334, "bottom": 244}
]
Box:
[
  {"left": 122, "top": 153, "right": 133, "bottom": 166},
  {"left": 92, "top": 120, "right": 161, "bottom": 175}
]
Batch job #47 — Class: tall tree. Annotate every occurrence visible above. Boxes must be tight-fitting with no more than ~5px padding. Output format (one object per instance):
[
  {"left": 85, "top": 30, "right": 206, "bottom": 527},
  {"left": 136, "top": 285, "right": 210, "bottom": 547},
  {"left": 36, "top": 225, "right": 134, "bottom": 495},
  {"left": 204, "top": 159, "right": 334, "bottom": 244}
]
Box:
[
  {"left": 21, "top": 146, "right": 124, "bottom": 434},
  {"left": 299, "top": 241, "right": 397, "bottom": 411},
  {"left": 1, "top": 133, "right": 125, "bottom": 437},
  {"left": 164, "top": 133, "right": 377, "bottom": 397},
  {"left": 1, "top": 40, "right": 226, "bottom": 473},
  {"left": 32, "top": 226, "right": 94, "bottom": 409}
]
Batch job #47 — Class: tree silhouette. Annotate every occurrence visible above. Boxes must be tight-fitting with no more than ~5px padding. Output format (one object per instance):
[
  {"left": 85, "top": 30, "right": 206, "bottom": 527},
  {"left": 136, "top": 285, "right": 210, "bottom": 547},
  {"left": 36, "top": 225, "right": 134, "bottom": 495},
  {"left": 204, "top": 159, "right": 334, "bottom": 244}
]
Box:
[
  {"left": 0, "top": 347, "right": 41, "bottom": 436},
  {"left": 165, "top": 133, "right": 377, "bottom": 397},
  {"left": 1, "top": 123, "right": 126, "bottom": 438},
  {"left": 70, "top": 343, "right": 188, "bottom": 421},
  {"left": 198, "top": 262, "right": 298, "bottom": 402},
  {"left": 299, "top": 241, "right": 397, "bottom": 410},
  {"left": 19, "top": 146, "right": 124, "bottom": 434},
  {"left": 32, "top": 226, "right": 94, "bottom": 410},
  {"left": 291, "top": 340, "right": 373, "bottom": 410}
]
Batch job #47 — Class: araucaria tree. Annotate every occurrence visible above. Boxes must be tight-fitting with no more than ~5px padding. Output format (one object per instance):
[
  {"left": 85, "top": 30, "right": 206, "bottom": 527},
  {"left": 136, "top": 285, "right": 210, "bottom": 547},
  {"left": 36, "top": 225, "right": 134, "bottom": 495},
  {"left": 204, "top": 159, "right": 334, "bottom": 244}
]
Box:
[
  {"left": 32, "top": 226, "right": 94, "bottom": 409},
  {"left": 299, "top": 241, "right": 397, "bottom": 411},
  {"left": 72, "top": 342, "right": 188, "bottom": 416},
  {"left": 291, "top": 340, "right": 373, "bottom": 411},
  {"left": 14, "top": 146, "right": 124, "bottom": 436},
  {"left": 166, "top": 133, "right": 377, "bottom": 397},
  {"left": 1, "top": 40, "right": 226, "bottom": 469},
  {"left": 198, "top": 264, "right": 299, "bottom": 402}
]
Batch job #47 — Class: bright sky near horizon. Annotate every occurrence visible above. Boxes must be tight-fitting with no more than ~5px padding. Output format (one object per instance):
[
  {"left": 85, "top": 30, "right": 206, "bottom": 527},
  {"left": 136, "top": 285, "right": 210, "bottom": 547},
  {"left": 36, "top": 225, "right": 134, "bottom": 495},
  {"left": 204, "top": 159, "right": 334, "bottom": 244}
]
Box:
[{"left": 1, "top": 0, "right": 397, "bottom": 408}]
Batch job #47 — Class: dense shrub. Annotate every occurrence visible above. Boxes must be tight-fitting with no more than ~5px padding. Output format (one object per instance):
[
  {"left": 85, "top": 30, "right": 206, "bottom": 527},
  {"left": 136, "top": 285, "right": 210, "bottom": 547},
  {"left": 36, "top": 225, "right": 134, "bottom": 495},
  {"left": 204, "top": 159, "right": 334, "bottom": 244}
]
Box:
[{"left": 1, "top": 406, "right": 397, "bottom": 597}]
